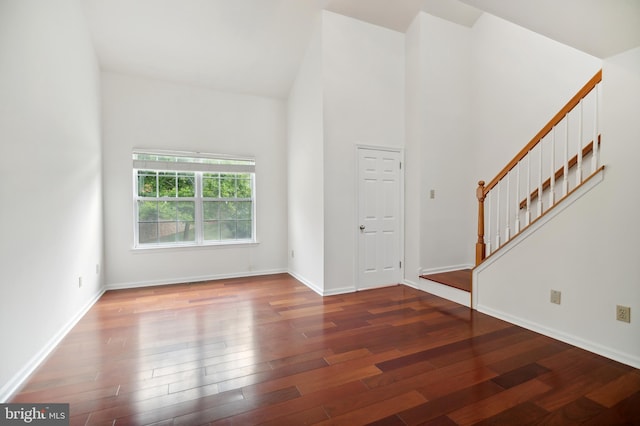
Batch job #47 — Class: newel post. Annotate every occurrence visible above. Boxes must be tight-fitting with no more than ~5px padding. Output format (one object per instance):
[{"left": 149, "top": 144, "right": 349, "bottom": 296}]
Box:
[{"left": 476, "top": 180, "right": 486, "bottom": 266}]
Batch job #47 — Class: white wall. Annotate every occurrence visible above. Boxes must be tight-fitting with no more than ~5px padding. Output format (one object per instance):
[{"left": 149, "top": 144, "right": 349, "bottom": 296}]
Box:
[
  {"left": 101, "top": 72, "right": 288, "bottom": 288},
  {"left": 0, "top": 0, "right": 103, "bottom": 400},
  {"left": 404, "top": 15, "right": 424, "bottom": 285},
  {"left": 471, "top": 14, "right": 602, "bottom": 180},
  {"left": 474, "top": 41, "right": 639, "bottom": 366},
  {"left": 321, "top": 11, "right": 406, "bottom": 294},
  {"left": 287, "top": 17, "right": 325, "bottom": 293},
  {"left": 418, "top": 13, "right": 475, "bottom": 274}
]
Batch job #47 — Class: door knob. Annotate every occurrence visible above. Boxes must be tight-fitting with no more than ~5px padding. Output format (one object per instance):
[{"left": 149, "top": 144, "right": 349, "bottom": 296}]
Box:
[{"left": 359, "top": 225, "right": 365, "bottom": 230}]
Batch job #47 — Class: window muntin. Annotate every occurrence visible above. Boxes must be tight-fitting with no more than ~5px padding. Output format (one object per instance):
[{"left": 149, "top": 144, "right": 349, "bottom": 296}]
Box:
[{"left": 133, "top": 152, "right": 255, "bottom": 248}]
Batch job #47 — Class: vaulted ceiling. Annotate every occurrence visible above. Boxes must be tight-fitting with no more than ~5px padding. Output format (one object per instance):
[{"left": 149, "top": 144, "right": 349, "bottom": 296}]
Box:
[{"left": 80, "top": 0, "right": 640, "bottom": 98}]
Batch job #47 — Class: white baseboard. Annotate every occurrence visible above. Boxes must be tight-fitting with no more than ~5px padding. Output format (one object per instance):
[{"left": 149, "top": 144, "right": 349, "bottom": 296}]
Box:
[
  {"left": 477, "top": 304, "right": 640, "bottom": 369},
  {"left": 288, "top": 271, "right": 323, "bottom": 296},
  {"left": 287, "top": 271, "right": 355, "bottom": 296},
  {"left": 419, "top": 263, "right": 474, "bottom": 276},
  {"left": 0, "top": 289, "right": 105, "bottom": 403},
  {"left": 105, "top": 268, "right": 288, "bottom": 291},
  {"left": 411, "top": 265, "right": 473, "bottom": 307},
  {"left": 414, "top": 278, "right": 471, "bottom": 307},
  {"left": 323, "top": 286, "right": 357, "bottom": 296}
]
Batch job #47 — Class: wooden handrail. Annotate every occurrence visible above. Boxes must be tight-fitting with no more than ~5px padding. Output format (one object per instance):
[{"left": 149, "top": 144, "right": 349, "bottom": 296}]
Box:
[
  {"left": 482, "top": 70, "right": 602, "bottom": 196},
  {"left": 519, "top": 136, "right": 600, "bottom": 209},
  {"left": 475, "top": 69, "right": 602, "bottom": 266}
]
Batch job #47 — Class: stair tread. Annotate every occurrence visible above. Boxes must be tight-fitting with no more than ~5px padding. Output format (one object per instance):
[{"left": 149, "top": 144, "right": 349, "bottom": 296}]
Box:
[{"left": 420, "top": 269, "right": 472, "bottom": 293}]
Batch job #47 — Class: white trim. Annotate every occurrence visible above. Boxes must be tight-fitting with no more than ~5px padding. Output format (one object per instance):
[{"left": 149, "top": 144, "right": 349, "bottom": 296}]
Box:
[
  {"left": 355, "top": 144, "right": 404, "bottom": 153},
  {"left": 288, "top": 271, "right": 323, "bottom": 296},
  {"left": 133, "top": 160, "right": 255, "bottom": 173},
  {"left": 288, "top": 271, "right": 357, "bottom": 296},
  {"left": 411, "top": 277, "right": 471, "bottom": 307},
  {"left": 323, "top": 286, "right": 357, "bottom": 296},
  {"left": 132, "top": 148, "right": 255, "bottom": 166},
  {"left": 419, "top": 264, "right": 474, "bottom": 276},
  {"left": 104, "top": 269, "right": 287, "bottom": 291},
  {"left": 131, "top": 241, "right": 260, "bottom": 252},
  {"left": 477, "top": 304, "right": 640, "bottom": 369},
  {"left": 402, "top": 279, "right": 419, "bottom": 288},
  {"left": 411, "top": 265, "right": 475, "bottom": 308},
  {"left": 0, "top": 289, "right": 105, "bottom": 403}
]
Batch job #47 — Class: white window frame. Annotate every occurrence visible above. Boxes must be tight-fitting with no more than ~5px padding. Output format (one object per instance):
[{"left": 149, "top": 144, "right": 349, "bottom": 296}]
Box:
[{"left": 132, "top": 150, "right": 257, "bottom": 249}]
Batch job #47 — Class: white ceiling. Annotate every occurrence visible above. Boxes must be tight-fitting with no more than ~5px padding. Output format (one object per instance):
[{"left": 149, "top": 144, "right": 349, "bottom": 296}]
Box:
[
  {"left": 80, "top": 0, "right": 640, "bottom": 99},
  {"left": 81, "top": 0, "right": 324, "bottom": 98}
]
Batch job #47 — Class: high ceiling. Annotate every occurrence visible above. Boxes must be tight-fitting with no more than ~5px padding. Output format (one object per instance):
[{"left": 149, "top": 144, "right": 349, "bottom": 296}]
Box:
[{"left": 80, "top": 0, "right": 640, "bottom": 98}]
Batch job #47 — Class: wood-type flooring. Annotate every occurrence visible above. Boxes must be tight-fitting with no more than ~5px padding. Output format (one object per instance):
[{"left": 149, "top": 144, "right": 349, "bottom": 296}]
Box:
[
  {"left": 419, "top": 270, "right": 472, "bottom": 293},
  {"left": 10, "top": 274, "right": 640, "bottom": 425}
]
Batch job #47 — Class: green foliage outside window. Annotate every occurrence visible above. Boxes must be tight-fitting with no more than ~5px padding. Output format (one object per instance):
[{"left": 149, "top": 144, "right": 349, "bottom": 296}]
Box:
[{"left": 136, "top": 170, "right": 253, "bottom": 245}]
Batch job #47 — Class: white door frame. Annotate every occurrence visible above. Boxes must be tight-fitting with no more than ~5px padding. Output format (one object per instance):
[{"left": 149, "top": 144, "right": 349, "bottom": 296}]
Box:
[{"left": 355, "top": 144, "right": 405, "bottom": 291}]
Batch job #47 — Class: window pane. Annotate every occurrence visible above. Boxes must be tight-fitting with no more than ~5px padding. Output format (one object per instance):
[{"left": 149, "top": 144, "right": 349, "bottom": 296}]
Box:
[
  {"left": 158, "top": 222, "right": 177, "bottom": 242},
  {"left": 220, "top": 221, "right": 236, "bottom": 239},
  {"left": 203, "top": 221, "right": 220, "bottom": 240},
  {"left": 138, "top": 222, "right": 158, "bottom": 244},
  {"left": 203, "top": 173, "right": 219, "bottom": 198},
  {"left": 237, "top": 220, "right": 252, "bottom": 239},
  {"left": 220, "top": 201, "right": 236, "bottom": 220},
  {"left": 158, "top": 172, "right": 176, "bottom": 197},
  {"left": 177, "top": 173, "right": 195, "bottom": 197},
  {"left": 177, "top": 201, "right": 195, "bottom": 221},
  {"left": 138, "top": 171, "right": 157, "bottom": 197},
  {"left": 237, "top": 176, "right": 252, "bottom": 198},
  {"left": 158, "top": 201, "right": 177, "bottom": 221},
  {"left": 220, "top": 174, "right": 236, "bottom": 198},
  {"left": 138, "top": 201, "right": 158, "bottom": 221},
  {"left": 134, "top": 166, "right": 256, "bottom": 247},
  {"left": 236, "top": 202, "right": 252, "bottom": 220},
  {"left": 203, "top": 201, "right": 220, "bottom": 220},
  {"left": 176, "top": 222, "right": 195, "bottom": 242}
]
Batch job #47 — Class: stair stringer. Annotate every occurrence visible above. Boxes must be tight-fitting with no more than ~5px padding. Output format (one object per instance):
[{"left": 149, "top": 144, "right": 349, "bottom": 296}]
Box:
[
  {"left": 473, "top": 167, "right": 605, "bottom": 309},
  {"left": 471, "top": 167, "right": 639, "bottom": 368}
]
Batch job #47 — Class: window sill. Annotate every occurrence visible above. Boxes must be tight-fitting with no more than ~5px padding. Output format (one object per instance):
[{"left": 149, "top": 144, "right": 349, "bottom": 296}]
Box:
[{"left": 131, "top": 240, "right": 259, "bottom": 253}]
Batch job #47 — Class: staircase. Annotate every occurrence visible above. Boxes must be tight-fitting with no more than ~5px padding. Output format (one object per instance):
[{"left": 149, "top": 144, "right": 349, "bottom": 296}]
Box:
[
  {"left": 475, "top": 70, "right": 604, "bottom": 265},
  {"left": 420, "top": 70, "right": 604, "bottom": 310}
]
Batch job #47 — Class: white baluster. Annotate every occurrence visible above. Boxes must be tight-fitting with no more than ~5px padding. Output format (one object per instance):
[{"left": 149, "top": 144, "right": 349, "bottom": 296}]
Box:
[
  {"left": 495, "top": 181, "right": 501, "bottom": 248},
  {"left": 563, "top": 115, "right": 569, "bottom": 196},
  {"left": 576, "top": 99, "right": 583, "bottom": 186},
  {"left": 505, "top": 172, "right": 511, "bottom": 241},
  {"left": 486, "top": 191, "right": 491, "bottom": 255},
  {"left": 592, "top": 84, "right": 599, "bottom": 172},
  {"left": 537, "top": 143, "right": 543, "bottom": 217},
  {"left": 526, "top": 153, "right": 531, "bottom": 226},
  {"left": 549, "top": 128, "right": 556, "bottom": 207},
  {"left": 515, "top": 161, "right": 520, "bottom": 234}
]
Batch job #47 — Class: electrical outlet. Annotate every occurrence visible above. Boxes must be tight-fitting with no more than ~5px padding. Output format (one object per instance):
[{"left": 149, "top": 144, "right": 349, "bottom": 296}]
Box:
[
  {"left": 550, "top": 289, "right": 561, "bottom": 305},
  {"left": 291, "top": 250, "right": 295, "bottom": 258},
  {"left": 430, "top": 189, "right": 436, "bottom": 199},
  {"left": 616, "top": 305, "right": 631, "bottom": 323},
  {"left": 96, "top": 263, "right": 100, "bottom": 274},
  {"left": 78, "top": 276, "right": 83, "bottom": 288}
]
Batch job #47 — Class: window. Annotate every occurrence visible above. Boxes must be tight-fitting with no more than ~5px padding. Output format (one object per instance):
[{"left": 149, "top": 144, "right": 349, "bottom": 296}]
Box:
[{"left": 133, "top": 151, "right": 255, "bottom": 248}]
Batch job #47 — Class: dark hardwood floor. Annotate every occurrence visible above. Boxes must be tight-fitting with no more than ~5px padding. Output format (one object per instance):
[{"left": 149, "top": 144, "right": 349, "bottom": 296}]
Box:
[{"left": 10, "top": 274, "right": 640, "bottom": 425}]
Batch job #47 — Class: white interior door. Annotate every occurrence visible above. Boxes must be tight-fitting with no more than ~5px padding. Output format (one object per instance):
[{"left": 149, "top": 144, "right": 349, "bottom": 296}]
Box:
[{"left": 357, "top": 147, "right": 402, "bottom": 290}]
